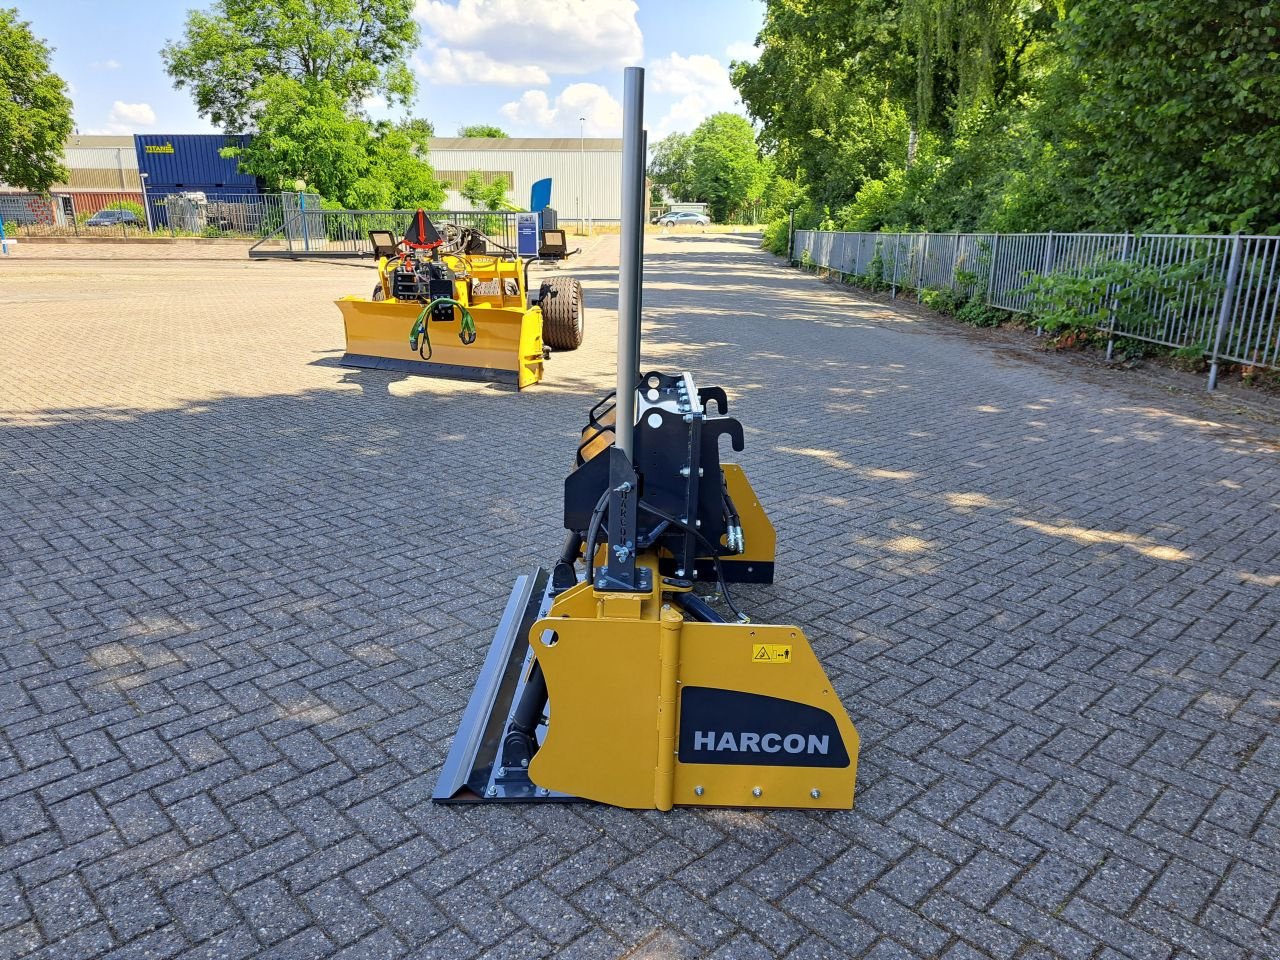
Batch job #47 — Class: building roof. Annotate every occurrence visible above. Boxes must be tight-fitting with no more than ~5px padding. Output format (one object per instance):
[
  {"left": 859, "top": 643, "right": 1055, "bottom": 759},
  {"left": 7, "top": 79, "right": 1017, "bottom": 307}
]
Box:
[
  {"left": 429, "top": 137, "right": 622, "bottom": 152},
  {"left": 66, "top": 135, "right": 135, "bottom": 149}
]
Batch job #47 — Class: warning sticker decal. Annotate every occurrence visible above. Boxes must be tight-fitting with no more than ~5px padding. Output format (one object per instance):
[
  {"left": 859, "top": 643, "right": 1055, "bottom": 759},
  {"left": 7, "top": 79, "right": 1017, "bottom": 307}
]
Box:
[{"left": 751, "top": 643, "right": 792, "bottom": 664}]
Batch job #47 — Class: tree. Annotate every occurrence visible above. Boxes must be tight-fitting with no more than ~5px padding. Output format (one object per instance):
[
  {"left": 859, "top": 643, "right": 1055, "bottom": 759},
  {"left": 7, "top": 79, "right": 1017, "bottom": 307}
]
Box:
[
  {"left": 165, "top": 0, "right": 446, "bottom": 208},
  {"left": 685, "top": 114, "right": 771, "bottom": 221},
  {"left": 648, "top": 132, "right": 693, "bottom": 200},
  {"left": 460, "top": 171, "right": 512, "bottom": 211},
  {"left": 1055, "top": 0, "right": 1280, "bottom": 233},
  {"left": 457, "top": 124, "right": 508, "bottom": 138},
  {"left": 162, "top": 0, "right": 418, "bottom": 130},
  {"left": 0, "top": 8, "right": 73, "bottom": 193},
  {"left": 224, "top": 78, "right": 444, "bottom": 208}
]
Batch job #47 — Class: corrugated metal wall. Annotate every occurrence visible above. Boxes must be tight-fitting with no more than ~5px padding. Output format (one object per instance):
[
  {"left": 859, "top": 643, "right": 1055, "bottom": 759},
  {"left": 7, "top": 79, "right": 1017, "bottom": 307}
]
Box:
[
  {"left": 135, "top": 134, "right": 258, "bottom": 190},
  {"left": 43, "top": 136, "right": 141, "bottom": 192},
  {"left": 427, "top": 139, "right": 623, "bottom": 219}
]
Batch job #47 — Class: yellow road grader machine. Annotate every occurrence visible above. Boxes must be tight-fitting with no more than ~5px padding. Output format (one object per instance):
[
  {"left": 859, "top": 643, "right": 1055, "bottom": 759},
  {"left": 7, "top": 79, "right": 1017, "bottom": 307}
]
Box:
[
  {"left": 434, "top": 69, "right": 859, "bottom": 810},
  {"left": 335, "top": 211, "right": 585, "bottom": 389}
]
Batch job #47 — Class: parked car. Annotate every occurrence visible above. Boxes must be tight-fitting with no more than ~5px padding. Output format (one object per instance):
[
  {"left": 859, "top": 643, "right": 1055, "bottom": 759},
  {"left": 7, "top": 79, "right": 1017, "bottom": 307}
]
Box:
[
  {"left": 658, "top": 211, "right": 711, "bottom": 227},
  {"left": 85, "top": 209, "right": 143, "bottom": 228}
]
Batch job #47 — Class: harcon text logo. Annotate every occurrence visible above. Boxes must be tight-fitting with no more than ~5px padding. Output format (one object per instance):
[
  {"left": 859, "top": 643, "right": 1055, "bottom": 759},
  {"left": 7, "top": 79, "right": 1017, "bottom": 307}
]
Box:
[{"left": 693, "top": 731, "right": 830, "bottom": 755}]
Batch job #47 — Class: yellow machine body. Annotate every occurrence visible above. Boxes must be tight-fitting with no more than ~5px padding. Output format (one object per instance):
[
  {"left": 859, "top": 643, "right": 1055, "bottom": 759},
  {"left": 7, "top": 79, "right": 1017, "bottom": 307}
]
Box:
[
  {"left": 432, "top": 371, "right": 860, "bottom": 811},
  {"left": 337, "top": 253, "right": 546, "bottom": 390},
  {"left": 530, "top": 555, "right": 860, "bottom": 811}
]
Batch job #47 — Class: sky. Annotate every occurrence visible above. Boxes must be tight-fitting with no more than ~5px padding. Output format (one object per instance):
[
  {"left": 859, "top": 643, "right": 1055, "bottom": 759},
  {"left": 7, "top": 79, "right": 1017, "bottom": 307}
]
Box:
[{"left": 16, "top": 0, "right": 764, "bottom": 141}]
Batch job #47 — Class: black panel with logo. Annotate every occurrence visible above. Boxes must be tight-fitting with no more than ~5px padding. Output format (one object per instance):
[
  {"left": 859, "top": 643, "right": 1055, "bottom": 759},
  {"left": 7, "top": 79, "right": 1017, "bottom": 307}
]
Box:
[{"left": 677, "top": 687, "right": 849, "bottom": 767}]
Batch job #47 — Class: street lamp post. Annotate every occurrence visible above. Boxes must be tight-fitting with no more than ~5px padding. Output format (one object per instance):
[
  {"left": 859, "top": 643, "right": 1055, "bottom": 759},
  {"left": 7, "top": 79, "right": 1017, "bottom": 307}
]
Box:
[
  {"left": 578, "top": 116, "right": 586, "bottom": 236},
  {"left": 139, "top": 172, "right": 153, "bottom": 232}
]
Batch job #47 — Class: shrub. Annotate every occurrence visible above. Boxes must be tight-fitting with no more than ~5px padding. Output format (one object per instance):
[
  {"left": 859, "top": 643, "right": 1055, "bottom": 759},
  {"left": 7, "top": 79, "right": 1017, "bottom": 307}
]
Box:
[
  {"left": 956, "top": 298, "right": 1003, "bottom": 327},
  {"left": 761, "top": 217, "right": 790, "bottom": 255},
  {"left": 920, "top": 287, "right": 964, "bottom": 315}
]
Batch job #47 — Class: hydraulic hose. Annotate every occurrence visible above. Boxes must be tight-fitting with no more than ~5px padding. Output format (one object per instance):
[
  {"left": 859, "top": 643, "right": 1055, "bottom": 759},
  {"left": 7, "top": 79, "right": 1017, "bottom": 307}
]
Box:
[{"left": 408, "top": 297, "right": 478, "bottom": 361}]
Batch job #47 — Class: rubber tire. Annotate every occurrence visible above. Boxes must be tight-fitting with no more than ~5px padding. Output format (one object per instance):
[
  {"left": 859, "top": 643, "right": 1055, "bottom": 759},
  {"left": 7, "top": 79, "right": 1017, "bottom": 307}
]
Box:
[
  {"left": 540, "top": 277, "right": 585, "bottom": 351},
  {"left": 372, "top": 283, "right": 385, "bottom": 301},
  {"left": 662, "top": 219, "right": 676, "bottom": 226}
]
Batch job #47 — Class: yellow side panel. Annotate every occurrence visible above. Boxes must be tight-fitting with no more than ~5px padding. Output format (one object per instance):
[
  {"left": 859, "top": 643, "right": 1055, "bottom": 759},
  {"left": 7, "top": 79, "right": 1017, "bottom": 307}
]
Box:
[
  {"left": 673, "top": 622, "right": 859, "bottom": 809},
  {"left": 529, "top": 584, "right": 859, "bottom": 810},
  {"left": 518, "top": 307, "right": 545, "bottom": 390},
  {"left": 527, "top": 615, "right": 663, "bottom": 809},
  {"left": 721, "top": 463, "right": 776, "bottom": 566}
]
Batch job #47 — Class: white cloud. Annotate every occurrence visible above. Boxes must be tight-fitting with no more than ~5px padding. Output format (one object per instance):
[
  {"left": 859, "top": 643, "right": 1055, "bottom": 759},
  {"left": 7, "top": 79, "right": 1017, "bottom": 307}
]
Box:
[
  {"left": 90, "top": 59, "right": 122, "bottom": 70},
  {"left": 415, "top": 0, "right": 641, "bottom": 74},
  {"left": 500, "top": 83, "right": 622, "bottom": 136},
  {"left": 725, "top": 41, "right": 760, "bottom": 63},
  {"left": 95, "top": 101, "right": 156, "bottom": 133},
  {"left": 415, "top": 48, "right": 550, "bottom": 86},
  {"left": 647, "top": 53, "right": 742, "bottom": 137}
]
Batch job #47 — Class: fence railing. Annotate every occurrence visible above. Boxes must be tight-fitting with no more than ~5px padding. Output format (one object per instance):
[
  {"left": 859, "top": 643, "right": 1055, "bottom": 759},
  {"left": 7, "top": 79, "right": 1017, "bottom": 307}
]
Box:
[
  {"left": 0, "top": 192, "right": 301, "bottom": 239},
  {"left": 792, "top": 229, "right": 1280, "bottom": 388},
  {"left": 248, "top": 209, "right": 523, "bottom": 258}
]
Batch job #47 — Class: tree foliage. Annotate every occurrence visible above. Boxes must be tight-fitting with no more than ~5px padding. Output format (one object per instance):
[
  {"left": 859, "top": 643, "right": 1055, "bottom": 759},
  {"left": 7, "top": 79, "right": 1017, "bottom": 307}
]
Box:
[
  {"left": 457, "top": 124, "right": 508, "bottom": 138},
  {"left": 735, "top": 0, "right": 1280, "bottom": 237},
  {"left": 0, "top": 8, "right": 74, "bottom": 193},
  {"left": 459, "top": 171, "right": 512, "bottom": 210},
  {"left": 165, "top": 0, "right": 444, "bottom": 208},
  {"left": 163, "top": 0, "right": 417, "bottom": 130},
  {"left": 224, "top": 79, "right": 443, "bottom": 208},
  {"left": 649, "top": 116, "right": 773, "bottom": 222},
  {"left": 648, "top": 132, "right": 693, "bottom": 200}
]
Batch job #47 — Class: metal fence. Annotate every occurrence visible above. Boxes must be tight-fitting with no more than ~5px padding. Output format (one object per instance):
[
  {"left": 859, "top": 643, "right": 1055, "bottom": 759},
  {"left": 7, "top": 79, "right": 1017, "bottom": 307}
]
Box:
[
  {"left": 0, "top": 192, "right": 298, "bottom": 239},
  {"left": 248, "top": 209, "right": 522, "bottom": 258},
  {"left": 793, "top": 229, "right": 1280, "bottom": 388}
]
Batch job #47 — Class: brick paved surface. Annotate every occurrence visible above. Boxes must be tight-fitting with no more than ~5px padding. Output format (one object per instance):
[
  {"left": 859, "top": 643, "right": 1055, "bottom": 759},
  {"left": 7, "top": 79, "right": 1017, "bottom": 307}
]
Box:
[{"left": 2, "top": 235, "right": 1278, "bottom": 959}]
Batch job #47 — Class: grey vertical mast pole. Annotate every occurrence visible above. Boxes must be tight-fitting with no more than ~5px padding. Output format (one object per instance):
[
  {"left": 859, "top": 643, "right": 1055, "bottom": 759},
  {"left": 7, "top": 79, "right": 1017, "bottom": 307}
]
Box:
[{"left": 615, "top": 66, "right": 645, "bottom": 460}]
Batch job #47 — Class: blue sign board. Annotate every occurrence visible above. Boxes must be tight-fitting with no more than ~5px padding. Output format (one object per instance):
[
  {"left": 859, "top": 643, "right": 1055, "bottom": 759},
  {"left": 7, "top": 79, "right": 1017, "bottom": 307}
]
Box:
[{"left": 517, "top": 212, "right": 540, "bottom": 256}]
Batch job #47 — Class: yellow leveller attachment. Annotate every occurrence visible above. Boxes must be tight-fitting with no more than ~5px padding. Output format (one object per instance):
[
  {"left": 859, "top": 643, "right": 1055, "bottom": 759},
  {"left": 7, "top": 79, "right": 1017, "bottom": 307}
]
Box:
[
  {"left": 432, "top": 67, "right": 858, "bottom": 811},
  {"left": 433, "top": 372, "right": 860, "bottom": 810},
  {"left": 335, "top": 211, "right": 585, "bottom": 390}
]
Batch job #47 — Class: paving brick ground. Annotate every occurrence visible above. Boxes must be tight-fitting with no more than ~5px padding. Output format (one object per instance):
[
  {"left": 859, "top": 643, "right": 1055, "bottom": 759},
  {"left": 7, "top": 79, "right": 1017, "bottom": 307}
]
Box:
[{"left": 1, "top": 235, "right": 1278, "bottom": 959}]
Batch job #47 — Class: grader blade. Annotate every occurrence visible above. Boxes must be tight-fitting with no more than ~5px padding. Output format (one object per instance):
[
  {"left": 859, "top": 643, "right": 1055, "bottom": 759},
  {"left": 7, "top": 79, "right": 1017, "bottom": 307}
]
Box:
[{"left": 433, "top": 568, "right": 576, "bottom": 803}]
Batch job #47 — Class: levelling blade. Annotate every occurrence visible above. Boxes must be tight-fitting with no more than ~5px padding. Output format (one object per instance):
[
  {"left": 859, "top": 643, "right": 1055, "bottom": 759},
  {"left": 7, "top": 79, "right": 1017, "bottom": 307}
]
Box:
[{"left": 432, "top": 568, "right": 575, "bottom": 803}]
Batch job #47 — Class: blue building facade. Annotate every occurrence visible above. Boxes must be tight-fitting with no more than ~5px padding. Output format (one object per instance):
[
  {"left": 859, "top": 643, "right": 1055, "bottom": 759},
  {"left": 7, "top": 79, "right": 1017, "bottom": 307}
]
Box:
[{"left": 134, "top": 134, "right": 260, "bottom": 197}]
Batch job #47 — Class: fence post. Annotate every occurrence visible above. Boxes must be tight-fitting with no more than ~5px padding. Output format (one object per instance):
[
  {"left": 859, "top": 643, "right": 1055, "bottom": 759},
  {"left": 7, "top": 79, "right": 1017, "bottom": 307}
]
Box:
[
  {"left": 918, "top": 233, "right": 929, "bottom": 302},
  {"left": 950, "top": 231, "right": 961, "bottom": 290},
  {"left": 1034, "top": 231, "right": 1056, "bottom": 335},
  {"left": 1042, "top": 230, "right": 1055, "bottom": 275},
  {"left": 985, "top": 233, "right": 1000, "bottom": 305},
  {"left": 1105, "top": 232, "right": 1133, "bottom": 362},
  {"left": 1207, "top": 234, "right": 1244, "bottom": 392},
  {"left": 890, "top": 233, "right": 899, "bottom": 298}
]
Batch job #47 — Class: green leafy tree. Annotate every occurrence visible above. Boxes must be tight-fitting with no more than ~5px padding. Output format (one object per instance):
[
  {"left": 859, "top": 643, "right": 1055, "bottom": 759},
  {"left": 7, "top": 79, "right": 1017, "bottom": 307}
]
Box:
[
  {"left": 685, "top": 114, "right": 771, "bottom": 221},
  {"left": 1055, "top": 0, "right": 1280, "bottom": 233},
  {"left": 457, "top": 124, "right": 508, "bottom": 138},
  {"left": 165, "top": 0, "right": 447, "bottom": 209},
  {"left": 459, "top": 171, "right": 512, "bottom": 210},
  {"left": 225, "top": 78, "right": 443, "bottom": 208},
  {"left": 162, "top": 0, "right": 418, "bottom": 130},
  {"left": 648, "top": 132, "right": 693, "bottom": 200},
  {"left": 399, "top": 117, "right": 435, "bottom": 140},
  {"left": 0, "top": 8, "right": 74, "bottom": 192}
]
